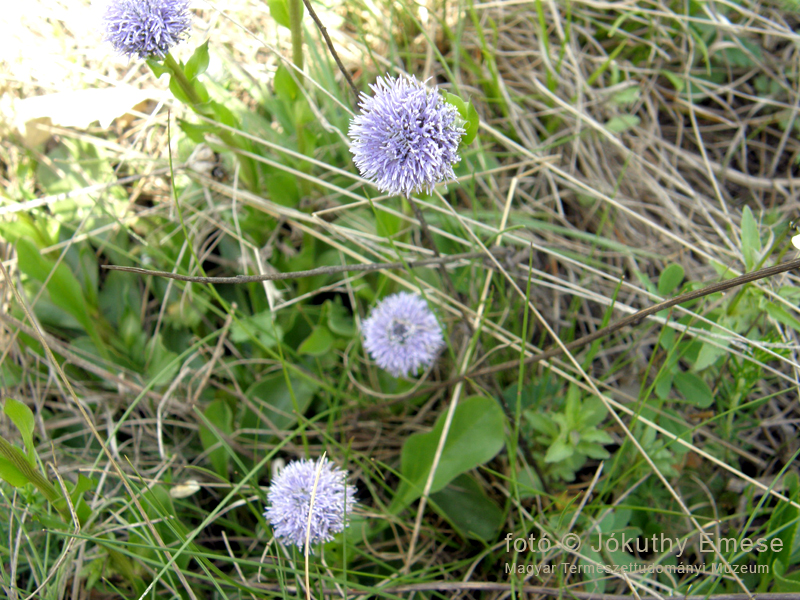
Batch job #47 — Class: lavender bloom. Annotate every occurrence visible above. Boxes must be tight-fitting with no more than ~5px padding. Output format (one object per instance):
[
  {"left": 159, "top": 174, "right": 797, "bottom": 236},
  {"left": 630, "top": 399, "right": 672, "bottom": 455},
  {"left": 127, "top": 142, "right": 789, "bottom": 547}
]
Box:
[
  {"left": 101, "top": 0, "right": 192, "bottom": 59},
  {"left": 265, "top": 457, "right": 356, "bottom": 549},
  {"left": 349, "top": 75, "right": 465, "bottom": 197},
  {"left": 362, "top": 292, "right": 444, "bottom": 378}
]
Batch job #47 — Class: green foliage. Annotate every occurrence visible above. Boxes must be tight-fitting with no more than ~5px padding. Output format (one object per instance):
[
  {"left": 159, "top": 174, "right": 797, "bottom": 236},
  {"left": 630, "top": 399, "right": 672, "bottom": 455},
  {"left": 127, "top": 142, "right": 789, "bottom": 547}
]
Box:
[
  {"left": 5, "top": 0, "right": 800, "bottom": 596},
  {"left": 0, "top": 398, "right": 94, "bottom": 524},
  {"left": 198, "top": 399, "right": 234, "bottom": 478},
  {"left": 15, "top": 237, "right": 108, "bottom": 358},
  {"left": 392, "top": 396, "right": 506, "bottom": 512},
  {"left": 267, "top": 0, "right": 293, "bottom": 29},
  {"left": 444, "top": 92, "right": 480, "bottom": 146},
  {"left": 527, "top": 385, "right": 612, "bottom": 482},
  {"left": 430, "top": 473, "right": 504, "bottom": 541}
]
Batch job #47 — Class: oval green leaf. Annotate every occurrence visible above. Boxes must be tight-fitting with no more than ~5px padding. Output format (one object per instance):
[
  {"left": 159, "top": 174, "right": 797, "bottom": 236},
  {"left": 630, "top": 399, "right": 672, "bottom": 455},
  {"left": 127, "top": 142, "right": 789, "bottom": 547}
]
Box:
[{"left": 391, "top": 395, "right": 505, "bottom": 513}]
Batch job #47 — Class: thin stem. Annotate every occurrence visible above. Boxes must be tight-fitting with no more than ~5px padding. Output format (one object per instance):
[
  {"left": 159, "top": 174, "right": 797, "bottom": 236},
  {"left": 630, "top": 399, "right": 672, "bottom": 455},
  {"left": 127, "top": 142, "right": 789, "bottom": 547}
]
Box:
[
  {"left": 103, "top": 252, "right": 800, "bottom": 395},
  {"left": 288, "top": 0, "right": 304, "bottom": 71},
  {"left": 287, "top": 0, "right": 309, "bottom": 166},
  {"left": 415, "top": 256, "right": 800, "bottom": 394},
  {"left": 409, "top": 199, "right": 467, "bottom": 310},
  {"left": 162, "top": 53, "right": 259, "bottom": 190},
  {"left": 164, "top": 53, "right": 206, "bottom": 109},
  {"left": 299, "top": 0, "right": 359, "bottom": 103},
  {"left": 100, "top": 248, "right": 512, "bottom": 283}
]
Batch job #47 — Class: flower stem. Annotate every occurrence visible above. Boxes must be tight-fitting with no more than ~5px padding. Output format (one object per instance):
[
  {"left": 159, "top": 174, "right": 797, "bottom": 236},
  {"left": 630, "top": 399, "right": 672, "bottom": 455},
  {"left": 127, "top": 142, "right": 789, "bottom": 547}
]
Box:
[
  {"left": 162, "top": 53, "right": 259, "bottom": 191},
  {"left": 288, "top": 0, "right": 304, "bottom": 71},
  {"left": 164, "top": 53, "right": 206, "bottom": 109},
  {"left": 288, "top": 0, "right": 309, "bottom": 175}
]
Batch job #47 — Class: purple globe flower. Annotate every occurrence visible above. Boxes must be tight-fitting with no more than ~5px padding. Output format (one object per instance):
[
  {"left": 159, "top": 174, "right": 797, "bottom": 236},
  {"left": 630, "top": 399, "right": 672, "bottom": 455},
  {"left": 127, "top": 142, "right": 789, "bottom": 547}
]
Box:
[
  {"left": 349, "top": 75, "right": 465, "bottom": 197},
  {"left": 265, "top": 457, "right": 356, "bottom": 549},
  {"left": 362, "top": 292, "right": 445, "bottom": 378},
  {"left": 101, "top": 0, "right": 192, "bottom": 59}
]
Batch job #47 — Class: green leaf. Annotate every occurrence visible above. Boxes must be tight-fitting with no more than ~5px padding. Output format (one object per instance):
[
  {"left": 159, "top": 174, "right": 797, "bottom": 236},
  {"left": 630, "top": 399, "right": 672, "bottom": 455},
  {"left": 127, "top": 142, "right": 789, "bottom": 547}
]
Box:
[
  {"left": 209, "top": 101, "right": 238, "bottom": 128},
  {"left": 579, "top": 546, "right": 606, "bottom": 594},
  {"left": 766, "top": 303, "right": 800, "bottom": 335},
  {"left": 741, "top": 205, "right": 761, "bottom": 270},
  {"left": 70, "top": 473, "right": 96, "bottom": 503},
  {"left": 515, "top": 464, "right": 544, "bottom": 499},
  {"left": 185, "top": 41, "right": 210, "bottom": 81},
  {"left": 430, "top": 474, "right": 503, "bottom": 541},
  {"left": 147, "top": 59, "right": 170, "bottom": 78},
  {"left": 4, "top": 398, "right": 35, "bottom": 461},
  {"left": 298, "top": 325, "right": 334, "bottom": 356},
  {"left": 658, "top": 264, "right": 684, "bottom": 296},
  {"left": 673, "top": 371, "right": 713, "bottom": 407},
  {"left": 245, "top": 373, "right": 317, "bottom": 432},
  {"left": 544, "top": 437, "right": 574, "bottom": 463},
  {"left": 168, "top": 74, "right": 192, "bottom": 105},
  {"left": 0, "top": 436, "right": 64, "bottom": 516},
  {"left": 579, "top": 395, "right": 608, "bottom": 428},
  {"left": 444, "top": 94, "right": 479, "bottom": 146},
  {"left": 654, "top": 370, "right": 674, "bottom": 400},
  {"left": 526, "top": 412, "right": 558, "bottom": 437},
  {"left": 145, "top": 336, "right": 180, "bottom": 387},
  {"left": 693, "top": 340, "right": 729, "bottom": 371},
  {"left": 605, "top": 115, "right": 640, "bottom": 133},
  {"left": 610, "top": 85, "right": 640, "bottom": 106},
  {"left": 661, "top": 70, "right": 684, "bottom": 92},
  {"left": 391, "top": 396, "right": 505, "bottom": 512},
  {"left": 198, "top": 400, "right": 233, "bottom": 478},
  {"left": 191, "top": 78, "right": 210, "bottom": 104},
  {"left": 444, "top": 93, "right": 467, "bottom": 118},
  {"left": 264, "top": 171, "right": 300, "bottom": 207},
  {"left": 16, "top": 238, "right": 95, "bottom": 336},
  {"left": 376, "top": 208, "right": 403, "bottom": 238},
  {"left": 267, "top": 0, "right": 291, "bottom": 28},
  {"left": 0, "top": 454, "right": 28, "bottom": 487},
  {"left": 78, "top": 245, "right": 99, "bottom": 307},
  {"left": 761, "top": 473, "right": 799, "bottom": 578},
  {"left": 463, "top": 101, "right": 480, "bottom": 145},
  {"left": 230, "top": 312, "right": 283, "bottom": 348},
  {"left": 274, "top": 65, "right": 299, "bottom": 102},
  {"left": 178, "top": 119, "right": 216, "bottom": 143},
  {"left": 774, "top": 562, "right": 800, "bottom": 592},
  {"left": 327, "top": 300, "right": 355, "bottom": 337}
]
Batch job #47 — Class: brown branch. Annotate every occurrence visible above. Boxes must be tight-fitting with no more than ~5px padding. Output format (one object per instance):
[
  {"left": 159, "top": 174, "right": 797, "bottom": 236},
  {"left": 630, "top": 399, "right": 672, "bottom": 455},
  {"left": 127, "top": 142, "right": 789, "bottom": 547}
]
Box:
[
  {"left": 419, "top": 257, "right": 800, "bottom": 394},
  {"left": 299, "top": 0, "right": 360, "bottom": 103},
  {"left": 100, "top": 248, "right": 510, "bottom": 284}
]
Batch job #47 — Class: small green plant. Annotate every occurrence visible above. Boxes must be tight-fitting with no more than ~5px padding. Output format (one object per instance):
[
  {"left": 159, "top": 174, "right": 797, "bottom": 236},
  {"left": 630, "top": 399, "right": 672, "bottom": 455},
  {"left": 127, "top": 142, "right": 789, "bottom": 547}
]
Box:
[{"left": 528, "top": 384, "right": 613, "bottom": 482}]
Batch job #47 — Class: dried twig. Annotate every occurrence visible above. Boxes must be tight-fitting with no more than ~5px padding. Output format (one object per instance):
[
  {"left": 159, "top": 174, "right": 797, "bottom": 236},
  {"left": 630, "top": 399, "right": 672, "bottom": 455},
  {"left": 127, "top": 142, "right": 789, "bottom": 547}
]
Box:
[
  {"left": 422, "top": 256, "right": 800, "bottom": 393},
  {"left": 299, "top": 0, "right": 359, "bottom": 102}
]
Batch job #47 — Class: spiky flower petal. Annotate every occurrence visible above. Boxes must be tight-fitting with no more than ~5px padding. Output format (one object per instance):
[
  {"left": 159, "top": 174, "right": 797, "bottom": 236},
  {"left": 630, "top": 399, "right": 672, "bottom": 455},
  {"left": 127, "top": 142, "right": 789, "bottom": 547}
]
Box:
[
  {"left": 349, "top": 75, "right": 464, "bottom": 197},
  {"left": 264, "top": 457, "right": 356, "bottom": 549},
  {"left": 102, "top": 0, "right": 192, "bottom": 59},
  {"left": 362, "top": 292, "right": 445, "bottom": 378}
]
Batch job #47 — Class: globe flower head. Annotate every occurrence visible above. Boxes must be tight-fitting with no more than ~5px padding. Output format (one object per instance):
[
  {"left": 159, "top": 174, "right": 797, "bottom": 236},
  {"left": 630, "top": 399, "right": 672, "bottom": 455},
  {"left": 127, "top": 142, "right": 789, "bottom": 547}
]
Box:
[
  {"left": 349, "top": 75, "right": 465, "bottom": 197},
  {"left": 265, "top": 457, "right": 356, "bottom": 549},
  {"left": 362, "top": 292, "right": 445, "bottom": 378},
  {"left": 101, "top": 0, "right": 192, "bottom": 60}
]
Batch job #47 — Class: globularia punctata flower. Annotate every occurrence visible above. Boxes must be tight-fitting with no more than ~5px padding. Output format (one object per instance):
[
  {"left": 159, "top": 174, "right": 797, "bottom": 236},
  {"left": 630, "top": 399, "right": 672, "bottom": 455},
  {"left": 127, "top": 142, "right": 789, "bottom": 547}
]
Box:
[
  {"left": 101, "top": 0, "right": 192, "bottom": 59},
  {"left": 264, "top": 457, "right": 356, "bottom": 549},
  {"left": 348, "top": 75, "right": 465, "bottom": 197},
  {"left": 362, "top": 292, "right": 445, "bottom": 378}
]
